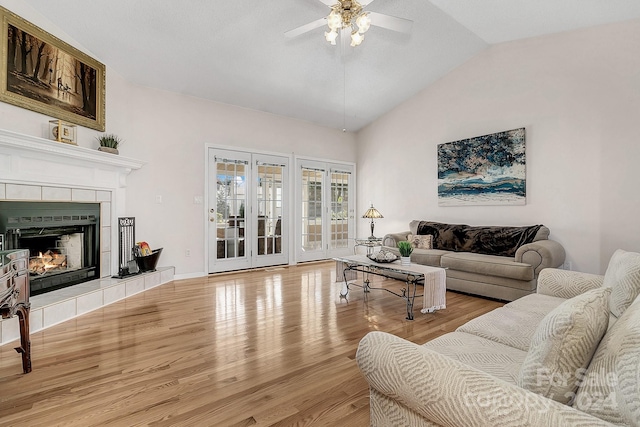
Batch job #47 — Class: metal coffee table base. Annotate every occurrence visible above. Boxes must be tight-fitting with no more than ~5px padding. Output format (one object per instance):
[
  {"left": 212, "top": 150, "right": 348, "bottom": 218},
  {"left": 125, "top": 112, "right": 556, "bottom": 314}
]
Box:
[{"left": 338, "top": 262, "right": 423, "bottom": 321}]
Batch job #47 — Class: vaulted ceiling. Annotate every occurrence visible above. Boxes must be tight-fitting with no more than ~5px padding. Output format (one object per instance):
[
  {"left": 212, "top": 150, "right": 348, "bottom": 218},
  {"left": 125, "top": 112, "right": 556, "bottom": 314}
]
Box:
[{"left": 21, "top": 0, "right": 640, "bottom": 131}]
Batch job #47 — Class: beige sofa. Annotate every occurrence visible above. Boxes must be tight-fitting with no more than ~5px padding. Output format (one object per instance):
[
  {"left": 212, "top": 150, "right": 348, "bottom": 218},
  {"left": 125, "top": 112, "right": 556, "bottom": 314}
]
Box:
[
  {"left": 356, "top": 249, "right": 640, "bottom": 426},
  {"left": 383, "top": 220, "right": 566, "bottom": 301}
]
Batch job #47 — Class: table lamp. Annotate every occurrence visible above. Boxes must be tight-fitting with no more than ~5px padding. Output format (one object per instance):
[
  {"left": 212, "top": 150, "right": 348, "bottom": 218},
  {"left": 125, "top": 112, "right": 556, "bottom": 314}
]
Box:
[{"left": 362, "top": 203, "right": 383, "bottom": 239}]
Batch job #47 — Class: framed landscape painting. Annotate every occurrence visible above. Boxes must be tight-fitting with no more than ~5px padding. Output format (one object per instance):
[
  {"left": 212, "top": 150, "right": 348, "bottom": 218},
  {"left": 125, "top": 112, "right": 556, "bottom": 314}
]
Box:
[
  {"left": 437, "top": 128, "right": 526, "bottom": 206},
  {"left": 0, "top": 6, "right": 105, "bottom": 131}
]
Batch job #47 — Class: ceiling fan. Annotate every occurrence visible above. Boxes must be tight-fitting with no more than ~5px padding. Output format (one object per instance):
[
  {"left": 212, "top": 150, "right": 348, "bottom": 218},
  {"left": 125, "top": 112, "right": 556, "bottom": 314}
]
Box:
[{"left": 285, "top": 0, "right": 413, "bottom": 48}]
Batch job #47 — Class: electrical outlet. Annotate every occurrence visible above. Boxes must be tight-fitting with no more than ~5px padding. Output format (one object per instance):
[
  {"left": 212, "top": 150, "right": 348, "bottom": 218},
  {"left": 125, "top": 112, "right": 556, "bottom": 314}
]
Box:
[
  {"left": 185, "top": 249, "right": 191, "bottom": 257},
  {"left": 563, "top": 261, "right": 572, "bottom": 270},
  {"left": 155, "top": 195, "right": 162, "bottom": 204},
  {"left": 193, "top": 196, "right": 203, "bottom": 205}
]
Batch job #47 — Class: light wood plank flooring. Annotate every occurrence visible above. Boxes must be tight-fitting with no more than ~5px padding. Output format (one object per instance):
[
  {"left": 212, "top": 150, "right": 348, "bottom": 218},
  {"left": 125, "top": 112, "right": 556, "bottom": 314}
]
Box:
[{"left": 0, "top": 261, "right": 503, "bottom": 426}]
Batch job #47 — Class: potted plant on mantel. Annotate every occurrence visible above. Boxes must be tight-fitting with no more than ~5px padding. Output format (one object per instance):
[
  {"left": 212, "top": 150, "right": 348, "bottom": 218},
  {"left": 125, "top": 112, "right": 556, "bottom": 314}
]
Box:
[
  {"left": 96, "top": 134, "right": 122, "bottom": 155},
  {"left": 397, "top": 241, "right": 413, "bottom": 266}
]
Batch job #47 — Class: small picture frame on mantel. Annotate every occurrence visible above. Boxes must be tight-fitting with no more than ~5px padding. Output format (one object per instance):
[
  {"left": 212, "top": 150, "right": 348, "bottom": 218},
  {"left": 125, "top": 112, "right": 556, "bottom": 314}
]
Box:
[{"left": 49, "top": 119, "right": 77, "bottom": 145}]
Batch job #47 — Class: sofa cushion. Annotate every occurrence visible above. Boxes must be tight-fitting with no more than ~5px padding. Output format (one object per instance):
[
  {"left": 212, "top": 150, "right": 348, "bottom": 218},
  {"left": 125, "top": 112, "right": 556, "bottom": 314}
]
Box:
[
  {"left": 409, "top": 220, "right": 544, "bottom": 257},
  {"left": 518, "top": 287, "right": 611, "bottom": 405},
  {"left": 423, "top": 331, "right": 527, "bottom": 385},
  {"left": 573, "top": 296, "right": 640, "bottom": 426},
  {"left": 504, "top": 293, "right": 566, "bottom": 316},
  {"left": 604, "top": 249, "right": 640, "bottom": 318},
  {"left": 441, "top": 252, "right": 534, "bottom": 281},
  {"left": 456, "top": 307, "right": 545, "bottom": 351},
  {"left": 407, "top": 234, "right": 433, "bottom": 250}
]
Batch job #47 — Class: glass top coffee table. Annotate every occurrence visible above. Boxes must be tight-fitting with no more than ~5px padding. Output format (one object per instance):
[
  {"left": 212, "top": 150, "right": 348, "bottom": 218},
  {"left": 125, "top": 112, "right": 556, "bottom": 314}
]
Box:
[{"left": 334, "top": 254, "right": 446, "bottom": 320}]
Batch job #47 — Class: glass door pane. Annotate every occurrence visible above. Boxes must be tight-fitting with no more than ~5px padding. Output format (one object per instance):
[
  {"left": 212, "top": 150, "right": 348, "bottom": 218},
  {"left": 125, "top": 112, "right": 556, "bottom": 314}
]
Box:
[
  {"left": 216, "top": 161, "right": 247, "bottom": 260},
  {"left": 301, "top": 167, "right": 324, "bottom": 255},
  {"left": 330, "top": 170, "right": 350, "bottom": 250},
  {"left": 256, "top": 163, "right": 283, "bottom": 256}
]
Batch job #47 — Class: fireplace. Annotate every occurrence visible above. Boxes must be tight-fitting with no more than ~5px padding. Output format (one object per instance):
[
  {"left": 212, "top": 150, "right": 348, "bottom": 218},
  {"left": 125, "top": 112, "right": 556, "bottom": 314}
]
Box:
[{"left": 0, "top": 201, "right": 100, "bottom": 295}]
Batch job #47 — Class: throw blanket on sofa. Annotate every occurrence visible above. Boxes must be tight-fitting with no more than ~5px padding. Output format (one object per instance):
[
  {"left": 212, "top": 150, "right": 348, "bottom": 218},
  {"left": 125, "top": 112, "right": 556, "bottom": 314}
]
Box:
[{"left": 415, "top": 221, "right": 543, "bottom": 257}]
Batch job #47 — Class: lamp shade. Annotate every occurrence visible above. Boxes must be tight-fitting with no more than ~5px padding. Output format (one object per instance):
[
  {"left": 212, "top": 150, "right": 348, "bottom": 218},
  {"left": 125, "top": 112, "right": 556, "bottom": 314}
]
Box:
[{"left": 362, "top": 205, "right": 383, "bottom": 219}]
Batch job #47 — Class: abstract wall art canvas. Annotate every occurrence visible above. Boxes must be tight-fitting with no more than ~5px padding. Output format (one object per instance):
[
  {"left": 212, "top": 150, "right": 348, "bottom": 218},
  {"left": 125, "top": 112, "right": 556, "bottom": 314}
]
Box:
[{"left": 438, "top": 128, "right": 526, "bottom": 206}]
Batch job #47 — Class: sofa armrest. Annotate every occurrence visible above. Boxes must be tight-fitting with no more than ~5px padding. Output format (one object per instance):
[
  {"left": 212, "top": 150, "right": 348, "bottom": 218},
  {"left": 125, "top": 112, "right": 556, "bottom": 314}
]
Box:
[
  {"left": 382, "top": 231, "right": 410, "bottom": 248},
  {"left": 537, "top": 268, "right": 605, "bottom": 299},
  {"left": 356, "top": 331, "right": 613, "bottom": 427},
  {"left": 515, "top": 239, "right": 566, "bottom": 276}
]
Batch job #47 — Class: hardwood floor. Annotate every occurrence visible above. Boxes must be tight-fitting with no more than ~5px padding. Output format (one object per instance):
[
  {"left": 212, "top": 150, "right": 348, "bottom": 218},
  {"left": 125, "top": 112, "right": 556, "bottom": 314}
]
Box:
[{"left": 0, "top": 261, "right": 503, "bottom": 426}]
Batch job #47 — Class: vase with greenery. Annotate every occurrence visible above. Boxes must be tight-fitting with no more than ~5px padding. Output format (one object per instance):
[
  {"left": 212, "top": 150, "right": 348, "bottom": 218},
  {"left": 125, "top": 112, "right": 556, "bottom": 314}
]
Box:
[
  {"left": 397, "top": 241, "right": 413, "bottom": 266},
  {"left": 96, "top": 134, "right": 122, "bottom": 154}
]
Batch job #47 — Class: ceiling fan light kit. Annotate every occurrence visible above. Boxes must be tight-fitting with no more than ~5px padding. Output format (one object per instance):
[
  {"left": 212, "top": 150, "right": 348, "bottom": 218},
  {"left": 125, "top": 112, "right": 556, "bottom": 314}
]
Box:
[
  {"left": 325, "top": 0, "right": 370, "bottom": 47},
  {"left": 285, "top": 0, "right": 412, "bottom": 48}
]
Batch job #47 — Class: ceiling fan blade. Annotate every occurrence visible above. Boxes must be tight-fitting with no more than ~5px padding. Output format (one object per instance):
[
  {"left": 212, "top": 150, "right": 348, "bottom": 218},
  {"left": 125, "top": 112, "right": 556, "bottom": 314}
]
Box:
[
  {"left": 359, "top": 0, "right": 375, "bottom": 5},
  {"left": 317, "top": 0, "right": 335, "bottom": 5},
  {"left": 285, "top": 17, "right": 328, "bottom": 38},
  {"left": 368, "top": 11, "right": 413, "bottom": 33}
]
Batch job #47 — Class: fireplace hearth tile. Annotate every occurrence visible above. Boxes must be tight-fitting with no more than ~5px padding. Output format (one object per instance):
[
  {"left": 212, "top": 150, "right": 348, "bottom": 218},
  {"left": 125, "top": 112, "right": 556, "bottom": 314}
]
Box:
[
  {"left": 144, "top": 274, "right": 161, "bottom": 289},
  {"left": 43, "top": 299, "right": 76, "bottom": 329},
  {"left": 1, "top": 316, "right": 18, "bottom": 343},
  {"left": 161, "top": 268, "right": 173, "bottom": 283},
  {"left": 104, "top": 283, "right": 126, "bottom": 305},
  {"left": 30, "top": 308, "right": 43, "bottom": 333},
  {"left": 77, "top": 291, "right": 103, "bottom": 316},
  {"left": 126, "top": 278, "right": 145, "bottom": 296}
]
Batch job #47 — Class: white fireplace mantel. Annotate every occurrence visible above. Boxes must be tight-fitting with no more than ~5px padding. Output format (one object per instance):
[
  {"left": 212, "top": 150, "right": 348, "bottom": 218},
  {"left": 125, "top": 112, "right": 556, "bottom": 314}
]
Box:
[{"left": 0, "top": 129, "right": 145, "bottom": 188}]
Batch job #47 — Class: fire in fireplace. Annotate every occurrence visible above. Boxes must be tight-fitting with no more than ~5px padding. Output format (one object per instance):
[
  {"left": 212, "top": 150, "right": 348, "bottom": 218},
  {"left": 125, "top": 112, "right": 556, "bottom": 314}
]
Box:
[
  {"left": 0, "top": 201, "right": 100, "bottom": 295},
  {"left": 30, "top": 250, "right": 67, "bottom": 275}
]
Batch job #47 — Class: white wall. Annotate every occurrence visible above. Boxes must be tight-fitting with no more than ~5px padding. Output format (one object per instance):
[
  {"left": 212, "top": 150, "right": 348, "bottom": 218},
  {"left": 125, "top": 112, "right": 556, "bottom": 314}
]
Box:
[
  {"left": 121, "top": 83, "right": 356, "bottom": 277},
  {"left": 356, "top": 18, "right": 640, "bottom": 274},
  {"left": 0, "top": 0, "right": 357, "bottom": 277}
]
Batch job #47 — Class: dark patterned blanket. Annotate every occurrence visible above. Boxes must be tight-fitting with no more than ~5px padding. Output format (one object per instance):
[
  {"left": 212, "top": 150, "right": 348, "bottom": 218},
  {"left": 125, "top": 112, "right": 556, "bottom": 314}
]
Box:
[{"left": 415, "top": 221, "right": 543, "bottom": 257}]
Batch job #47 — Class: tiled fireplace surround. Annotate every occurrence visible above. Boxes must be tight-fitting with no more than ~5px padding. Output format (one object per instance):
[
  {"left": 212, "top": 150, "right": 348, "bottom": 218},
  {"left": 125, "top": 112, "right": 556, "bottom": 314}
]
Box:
[{"left": 0, "top": 129, "right": 174, "bottom": 345}]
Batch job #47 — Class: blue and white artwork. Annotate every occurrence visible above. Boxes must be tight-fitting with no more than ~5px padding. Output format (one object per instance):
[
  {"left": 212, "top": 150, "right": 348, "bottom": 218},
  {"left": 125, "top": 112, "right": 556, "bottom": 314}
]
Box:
[{"left": 438, "top": 128, "right": 526, "bottom": 206}]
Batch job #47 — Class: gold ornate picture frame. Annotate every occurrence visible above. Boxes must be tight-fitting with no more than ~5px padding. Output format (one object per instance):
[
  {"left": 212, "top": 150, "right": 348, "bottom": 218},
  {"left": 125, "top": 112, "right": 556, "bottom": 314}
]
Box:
[{"left": 0, "top": 6, "right": 105, "bottom": 131}]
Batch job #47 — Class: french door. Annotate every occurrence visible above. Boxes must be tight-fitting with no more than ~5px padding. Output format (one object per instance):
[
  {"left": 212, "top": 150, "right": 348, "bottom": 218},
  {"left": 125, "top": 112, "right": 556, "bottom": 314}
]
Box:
[
  {"left": 296, "top": 159, "right": 355, "bottom": 262},
  {"left": 207, "top": 148, "right": 288, "bottom": 273}
]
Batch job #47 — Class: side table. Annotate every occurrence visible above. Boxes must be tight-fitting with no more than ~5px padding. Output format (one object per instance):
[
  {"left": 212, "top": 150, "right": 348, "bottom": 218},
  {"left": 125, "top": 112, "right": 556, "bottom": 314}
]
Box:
[{"left": 354, "top": 237, "right": 383, "bottom": 255}]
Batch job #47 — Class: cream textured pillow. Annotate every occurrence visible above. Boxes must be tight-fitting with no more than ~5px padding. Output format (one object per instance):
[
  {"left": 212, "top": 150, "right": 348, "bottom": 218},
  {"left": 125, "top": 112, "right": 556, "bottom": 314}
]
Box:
[
  {"left": 517, "top": 287, "right": 611, "bottom": 405},
  {"left": 603, "top": 249, "right": 640, "bottom": 318},
  {"left": 407, "top": 234, "right": 433, "bottom": 250},
  {"left": 573, "top": 297, "right": 640, "bottom": 425}
]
